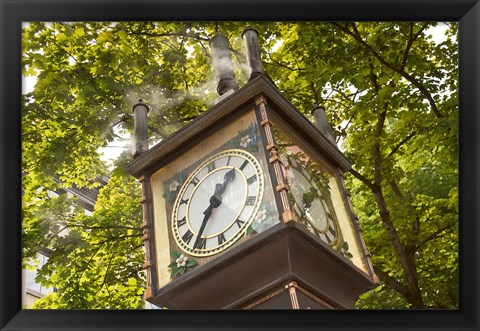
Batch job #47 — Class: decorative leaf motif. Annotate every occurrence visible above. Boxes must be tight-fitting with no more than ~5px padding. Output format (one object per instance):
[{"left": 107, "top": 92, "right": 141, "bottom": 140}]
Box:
[
  {"left": 248, "top": 201, "right": 279, "bottom": 235},
  {"left": 168, "top": 251, "right": 197, "bottom": 279},
  {"left": 339, "top": 241, "right": 353, "bottom": 260},
  {"left": 162, "top": 173, "right": 186, "bottom": 204},
  {"left": 229, "top": 123, "right": 260, "bottom": 153}
]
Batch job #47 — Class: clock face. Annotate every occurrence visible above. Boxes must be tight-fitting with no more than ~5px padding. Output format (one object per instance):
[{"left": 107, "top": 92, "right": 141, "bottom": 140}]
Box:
[
  {"left": 288, "top": 157, "right": 340, "bottom": 247},
  {"left": 172, "top": 149, "right": 264, "bottom": 257}
]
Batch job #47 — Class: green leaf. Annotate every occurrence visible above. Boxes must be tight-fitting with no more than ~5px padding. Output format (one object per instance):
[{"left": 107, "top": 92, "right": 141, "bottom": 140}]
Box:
[{"left": 74, "top": 27, "right": 85, "bottom": 37}]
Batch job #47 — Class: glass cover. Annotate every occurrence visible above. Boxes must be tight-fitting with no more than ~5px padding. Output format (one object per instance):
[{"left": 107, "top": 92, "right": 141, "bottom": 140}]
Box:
[
  {"left": 271, "top": 124, "right": 343, "bottom": 249},
  {"left": 270, "top": 120, "right": 369, "bottom": 271}
]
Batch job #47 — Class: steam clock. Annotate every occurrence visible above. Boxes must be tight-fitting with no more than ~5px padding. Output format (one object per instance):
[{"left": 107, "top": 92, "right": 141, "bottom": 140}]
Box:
[{"left": 125, "top": 28, "right": 377, "bottom": 309}]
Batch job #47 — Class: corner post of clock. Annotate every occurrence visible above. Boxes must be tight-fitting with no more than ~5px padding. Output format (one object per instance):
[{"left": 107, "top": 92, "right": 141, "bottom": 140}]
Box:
[
  {"left": 285, "top": 281, "right": 300, "bottom": 309},
  {"left": 255, "top": 95, "right": 295, "bottom": 224},
  {"left": 132, "top": 100, "right": 150, "bottom": 157},
  {"left": 138, "top": 174, "right": 155, "bottom": 300}
]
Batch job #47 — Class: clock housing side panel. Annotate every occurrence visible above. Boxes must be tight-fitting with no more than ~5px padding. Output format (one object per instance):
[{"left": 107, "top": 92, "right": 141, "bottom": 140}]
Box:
[
  {"left": 149, "top": 173, "right": 173, "bottom": 290},
  {"left": 149, "top": 109, "right": 281, "bottom": 289},
  {"left": 328, "top": 173, "right": 368, "bottom": 270},
  {"left": 267, "top": 111, "right": 371, "bottom": 275}
]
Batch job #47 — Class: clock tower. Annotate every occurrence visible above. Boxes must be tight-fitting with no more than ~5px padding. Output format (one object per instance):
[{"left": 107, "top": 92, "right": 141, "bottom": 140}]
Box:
[{"left": 125, "top": 28, "right": 377, "bottom": 309}]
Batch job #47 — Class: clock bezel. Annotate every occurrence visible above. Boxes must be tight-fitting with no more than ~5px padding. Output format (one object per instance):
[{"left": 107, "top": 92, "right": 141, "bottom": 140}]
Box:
[{"left": 171, "top": 149, "right": 264, "bottom": 257}]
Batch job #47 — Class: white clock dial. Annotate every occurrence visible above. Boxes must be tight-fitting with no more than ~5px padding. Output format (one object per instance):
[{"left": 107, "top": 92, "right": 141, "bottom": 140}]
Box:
[
  {"left": 288, "top": 157, "right": 340, "bottom": 247},
  {"left": 172, "top": 149, "right": 264, "bottom": 256}
]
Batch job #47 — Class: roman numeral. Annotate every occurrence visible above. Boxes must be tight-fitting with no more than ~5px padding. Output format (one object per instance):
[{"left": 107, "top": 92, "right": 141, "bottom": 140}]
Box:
[
  {"left": 182, "top": 230, "right": 193, "bottom": 244},
  {"left": 247, "top": 175, "right": 257, "bottom": 184},
  {"left": 217, "top": 233, "right": 226, "bottom": 245},
  {"left": 191, "top": 177, "right": 200, "bottom": 186},
  {"left": 235, "top": 219, "right": 245, "bottom": 228},
  {"left": 240, "top": 160, "right": 249, "bottom": 170},
  {"left": 319, "top": 233, "right": 330, "bottom": 243},
  {"left": 325, "top": 232, "right": 334, "bottom": 244},
  {"left": 226, "top": 156, "right": 231, "bottom": 166},
  {"left": 328, "top": 225, "right": 336, "bottom": 236},
  {"left": 245, "top": 196, "right": 256, "bottom": 205},
  {"left": 180, "top": 198, "right": 189, "bottom": 205},
  {"left": 207, "top": 161, "right": 216, "bottom": 172},
  {"left": 178, "top": 216, "right": 186, "bottom": 227}
]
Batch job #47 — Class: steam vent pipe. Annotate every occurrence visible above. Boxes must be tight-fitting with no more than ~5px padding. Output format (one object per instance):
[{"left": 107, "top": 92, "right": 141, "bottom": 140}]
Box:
[
  {"left": 133, "top": 99, "right": 149, "bottom": 157},
  {"left": 209, "top": 34, "right": 239, "bottom": 96},
  {"left": 242, "top": 27, "right": 264, "bottom": 79},
  {"left": 311, "top": 104, "right": 337, "bottom": 144}
]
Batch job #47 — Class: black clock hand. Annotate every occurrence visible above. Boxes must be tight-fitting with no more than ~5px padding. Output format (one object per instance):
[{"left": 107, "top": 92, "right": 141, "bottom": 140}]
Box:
[
  {"left": 215, "top": 168, "right": 236, "bottom": 197},
  {"left": 194, "top": 190, "right": 222, "bottom": 249},
  {"left": 194, "top": 205, "right": 213, "bottom": 249},
  {"left": 193, "top": 168, "right": 237, "bottom": 250}
]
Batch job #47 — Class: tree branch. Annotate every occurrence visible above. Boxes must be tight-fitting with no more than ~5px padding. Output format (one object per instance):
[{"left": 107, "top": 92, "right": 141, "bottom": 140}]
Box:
[
  {"left": 373, "top": 107, "right": 387, "bottom": 186},
  {"left": 330, "top": 22, "right": 442, "bottom": 118},
  {"left": 49, "top": 39, "right": 112, "bottom": 103},
  {"left": 23, "top": 223, "right": 72, "bottom": 259},
  {"left": 230, "top": 47, "right": 246, "bottom": 62},
  {"left": 77, "top": 243, "right": 104, "bottom": 286},
  {"left": 369, "top": 101, "right": 424, "bottom": 308},
  {"left": 415, "top": 223, "right": 457, "bottom": 251},
  {"left": 310, "top": 82, "right": 320, "bottom": 104},
  {"left": 401, "top": 22, "right": 429, "bottom": 70},
  {"left": 128, "top": 30, "right": 209, "bottom": 42},
  {"left": 389, "top": 179, "right": 420, "bottom": 250},
  {"left": 92, "top": 234, "right": 141, "bottom": 246},
  {"left": 387, "top": 131, "right": 417, "bottom": 158},
  {"left": 348, "top": 167, "right": 376, "bottom": 191},
  {"left": 111, "top": 115, "right": 132, "bottom": 128},
  {"left": 94, "top": 251, "right": 115, "bottom": 297},
  {"left": 163, "top": 115, "right": 199, "bottom": 125},
  {"left": 369, "top": 62, "right": 380, "bottom": 93},
  {"left": 264, "top": 52, "right": 305, "bottom": 72},
  {"left": 80, "top": 223, "right": 142, "bottom": 232},
  {"left": 147, "top": 124, "right": 168, "bottom": 140},
  {"left": 373, "top": 266, "right": 410, "bottom": 298},
  {"left": 401, "top": 23, "right": 415, "bottom": 70}
]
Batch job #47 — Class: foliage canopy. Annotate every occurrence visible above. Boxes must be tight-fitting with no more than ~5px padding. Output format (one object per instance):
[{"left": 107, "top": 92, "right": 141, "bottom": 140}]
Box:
[{"left": 22, "top": 21, "right": 458, "bottom": 309}]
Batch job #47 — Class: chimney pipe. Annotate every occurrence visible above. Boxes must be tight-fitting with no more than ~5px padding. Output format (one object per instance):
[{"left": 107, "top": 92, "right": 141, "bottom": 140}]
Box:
[
  {"left": 132, "top": 99, "right": 149, "bottom": 157},
  {"left": 242, "top": 27, "right": 264, "bottom": 79},
  {"left": 209, "top": 34, "right": 239, "bottom": 96},
  {"left": 311, "top": 104, "right": 336, "bottom": 144}
]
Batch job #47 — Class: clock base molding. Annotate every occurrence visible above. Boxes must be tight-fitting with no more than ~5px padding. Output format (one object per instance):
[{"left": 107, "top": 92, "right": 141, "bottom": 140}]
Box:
[{"left": 147, "top": 221, "right": 375, "bottom": 309}]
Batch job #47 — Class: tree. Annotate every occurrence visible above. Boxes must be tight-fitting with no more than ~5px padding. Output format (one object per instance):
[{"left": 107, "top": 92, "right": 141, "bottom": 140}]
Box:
[
  {"left": 22, "top": 22, "right": 458, "bottom": 309},
  {"left": 26, "top": 169, "right": 145, "bottom": 309},
  {"left": 265, "top": 22, "right": 458, "bottom": 308}
]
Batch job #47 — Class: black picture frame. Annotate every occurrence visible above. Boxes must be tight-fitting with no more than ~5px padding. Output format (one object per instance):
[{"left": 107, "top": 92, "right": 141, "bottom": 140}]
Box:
[{"left": 1, "top": 0, "right": 478, "bottom": 330}]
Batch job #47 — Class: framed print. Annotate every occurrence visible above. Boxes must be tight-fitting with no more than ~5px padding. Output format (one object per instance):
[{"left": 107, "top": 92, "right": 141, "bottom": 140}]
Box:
[{"left": 1, "top": 0, "right": 479, "bottom": 330}]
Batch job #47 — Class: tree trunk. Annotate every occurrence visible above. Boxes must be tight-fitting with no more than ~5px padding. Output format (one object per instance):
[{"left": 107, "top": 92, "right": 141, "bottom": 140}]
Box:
[{"left": 372, "top": 187, "right": 425, "bottom": 308}]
